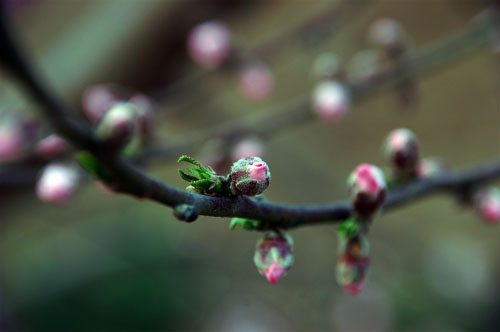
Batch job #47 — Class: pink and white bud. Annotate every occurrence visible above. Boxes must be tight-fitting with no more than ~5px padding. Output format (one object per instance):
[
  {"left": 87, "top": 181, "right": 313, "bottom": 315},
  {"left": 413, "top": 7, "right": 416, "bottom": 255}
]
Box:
[
  {"left": 474, "top": 187, "right": 500, "bottom": 224},
  {"left": 312, "top": 80, "right": 350, "bottom": 123},
  {"left": 187, "top": 21, "right": 232, "bottom": 70},
  {"left": 231, "top": 138, "right": 265, "bottom": 162},
  {"left": 347, "top": 163, "right": 387, "bottom": 217},
  {"left": 82, "top": 84, "right": 121, "bottom": 123},
  {"left": 311, "top": 52, "right": 343, "bottom": 80},
  {"left": 129, "top": 94, "right": 154, "bottom": 141},
  {"left": 346, "top": 49, "right": 383, "bottom": 83},
  {"left": 0, "top": 123, "right": 25, "bottom": 162},
  {"left": 369, "top": 18, "right": 407, "bottom": 55},
  {"left": 239, "top": 62, "right": 274, "bottom": 101},
  {"left": 384, "top": 128, "right": 419, "bottom": 177},
  {"left": 254, "top": 230, "right": 294, "bottom": 284},
  {"left": 336, "top": 232, "right": 370, "bottom": 295},
  {"left": 36, "top": 163, "right": 79, "bottom": 205},
  {"left": 415, "top": 157, "right": 448, "bottom": 179},
  {"left": 230, "top": 156, "right": 271, "bottom": 196},
  {"left": 35, "top": 134, "right": 69, "bottom": 159},
  {"left": 95, "top": 102, "right": 138, "bottom": 150}
]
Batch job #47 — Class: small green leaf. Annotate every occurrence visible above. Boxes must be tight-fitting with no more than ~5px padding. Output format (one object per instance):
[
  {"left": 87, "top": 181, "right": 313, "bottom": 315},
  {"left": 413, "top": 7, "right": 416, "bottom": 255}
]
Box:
[
  {"left": 337, "top": 219, "right": 360, "bottom": 238},
  {"left": 229, "top": 218, "right": 260, "bottom": 231},
  {"left": 178, "top": 170, "right": 199, "bottom": 182},
  {"left": 76, "top": 151, "right": 113, "bottom": 179}
]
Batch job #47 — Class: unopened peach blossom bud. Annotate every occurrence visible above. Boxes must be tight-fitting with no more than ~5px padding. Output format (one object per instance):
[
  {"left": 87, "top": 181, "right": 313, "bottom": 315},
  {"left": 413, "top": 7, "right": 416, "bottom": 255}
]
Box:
[
  {"left": 35, "top": 134, "right": 69, "bottom": 159},
  {"left": 36, "top": 163, "right": 79, "bottom": 205},
  {"left": 187, "top": 21, "right": 232, "bottom": 70},
  {"left": 312, "top": 80, "right": 350, "bottom": 123},
  {"left": 347, "top": 163, "right": 387, "bottom": 217},
  {"left": 239, "top": 62, "right": 274, "bottom": 101}
]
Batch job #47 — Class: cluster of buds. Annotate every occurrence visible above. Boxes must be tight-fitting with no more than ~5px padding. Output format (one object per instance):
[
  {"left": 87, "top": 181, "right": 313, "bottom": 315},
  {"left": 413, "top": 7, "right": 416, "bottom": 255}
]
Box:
[
  {"left": 95, "top": 102, "right": 138, "bottom": 152},
  {"left": 187, "top": 21, "right": 232, "bottom": 70},
  {"left": 383, "top": 128, "right": 419, "bottom": 180},
  {"left": 336, "top": 228, "right": 371, "bottom": 295},
  {"left": 347, "top": 163, "right": 387, "bottom": 218},
  {"left": 229, "top": 156, "right": 271, "bottom": 196},
  {"left": 473, "top": 187, "right": 500, "bottom": 224},
  {"left": 312, "top": 80, "right": 350, "bottom": 123},
  {"left": 254, "top": 230, "right": 294, "bottom": 284},
  {"left": 36, "top": 163, "right": 80, "bottom": 205},
  {"left": 82, "top": 84, "right": 154, "bottom": 147},
  {"left": 239, "top": 62, "right": 274, "bottom": 102}
]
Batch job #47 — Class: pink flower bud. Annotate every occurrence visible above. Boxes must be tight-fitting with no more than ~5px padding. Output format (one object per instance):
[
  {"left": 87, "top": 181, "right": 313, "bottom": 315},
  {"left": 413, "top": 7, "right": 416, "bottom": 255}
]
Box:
[
  {"left": 129, "top": 94, "right": 154, "bottom": 141},
  {"left": 36, "top": 163, "right": 79, "bottom": 205},
  {"left": 346, "top": 49, "right": 383, "bottom": 83},
  {"left": 311, "top": 52, "right": 343, "bottom": 80},
  {"left": 474, "top": 187, "right": 500, "bottom": 224},
  {"left": 254, "top": 230, "right": 294, "bottom": 284},
  {"left": 95, "top": 103, "right": 138, "bottom": 150},
  {"left": 230, "top": 157, "right": 271, "bottom": 196},
  {"left": 384, "top": 128, "right": 419, "bottom": 176},
  {"left": 0, "top": 123, "right": 25, "bottom": 162},
  {"left": 82, "top": 84, "right": 121, "bottom": 123},
  {"left": 312, "top": 80, "right": 350, "bottom": 123},
  {"left": 239, "top": 62, "right": 274, "bottom": 101},
  {"left": 231, "top": 138, "right": 265, "bottom": 161},
  {"left": 336, "top": 233, "right": 370, "bottom": 295},
  {"left": 35, "top": 134, "right": 69, "bottom": 159},
  {"left": 415, "top": 157, "right": 448, "bottom": 179},
  {"left": 347, "top": 164, "right": 387, "bottom": 217},
  {"left": 369, "top": 18, "right": 407, "bottom": 54},
  {"left": 187, "top": 21, "right": 232, "bottom": 70}
]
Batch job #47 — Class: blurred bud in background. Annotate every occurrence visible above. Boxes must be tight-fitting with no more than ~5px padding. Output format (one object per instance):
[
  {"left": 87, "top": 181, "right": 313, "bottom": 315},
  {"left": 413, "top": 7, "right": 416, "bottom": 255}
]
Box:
[
  {"left": 187, "top": 21, "right": 232, "bottom": 70},
  {"left": 312, "top": 80, "right": 350, "bottom": 123},
  {"left": 239, "top": 61, "right": 274, "bottom": 101},
  {"left": 36, "top": 162, "right": 80, "bottom": 205}
]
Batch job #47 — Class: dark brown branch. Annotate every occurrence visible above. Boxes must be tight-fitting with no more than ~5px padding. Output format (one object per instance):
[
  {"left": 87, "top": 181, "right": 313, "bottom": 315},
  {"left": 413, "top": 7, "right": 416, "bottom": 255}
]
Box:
[{"left": 1, "top": 4, "right": 498, "bottom": 231}]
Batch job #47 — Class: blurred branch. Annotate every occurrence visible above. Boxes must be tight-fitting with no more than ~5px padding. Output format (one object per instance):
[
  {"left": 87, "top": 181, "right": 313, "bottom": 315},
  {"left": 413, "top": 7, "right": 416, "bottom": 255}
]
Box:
[
  {"left": 0, "top": 4, "right": 499, "bottom": 231},
  {"left": 140, "top": 8, "right": 498, "bottom": 164},
  {"left": 151, "top": 0, "right": 369, "bottom": 104}
]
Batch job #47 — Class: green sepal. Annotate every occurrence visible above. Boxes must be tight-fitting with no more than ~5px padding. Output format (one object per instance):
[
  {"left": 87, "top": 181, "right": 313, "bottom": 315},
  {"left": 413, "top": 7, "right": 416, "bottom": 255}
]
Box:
[
  {"left": 76, "top": 151, "right": 113, "bottom": 180},
  {"left": 178, "top": 170, "right": 199, "bottom": 182},
  {"left": 229, "top": 218, "right": 260, "bottom": 231},
  {"left": 337, "top": 219, "right": 360, "bottom": 238}
]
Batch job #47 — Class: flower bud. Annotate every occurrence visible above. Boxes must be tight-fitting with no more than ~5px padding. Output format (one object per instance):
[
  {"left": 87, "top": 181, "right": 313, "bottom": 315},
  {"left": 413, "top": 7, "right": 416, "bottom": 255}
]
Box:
[
  {"left": 383, "top": 128, "right": 419, "bottom": 177},
  {"left": 35, "top": 134, "right": 69, "bottom": 159},
  {"left": 82, "top": 84, "right": 121, "bottom": 123},
  {"left": 36, "top": 163, "right": 79, "bottom": 205},
  {"left": 231, "top": 137, "right": 265, "bottom": 162},
  {"left": 312, "top": 80, "right": 350, "bottom": 123},
  {"left": 369, "top": 18, "right": 407, "bottom": 56},
  {"left": 229, "top": 157, "right": 270, "bottom": 196},
  {"left": 474, "top": 187, "right": 500, "bottom": 224},
  {"left": 336, "top": 233, "right": 370, "bottom": 295},
  {"left": 311, "top": 52, "right": 343, "bottom": 80},
  {"left": 415, "top": 157, "right": 448, "bottom": 179},
  {"left": 173, "top": 204, "right": 199, "bottom": 223},
  {"left": 0, "top": 123, "right": 25, "bottom": 162},
  {"left": 254, "top": 230, "right": 294, "bottom": 284},
  {"left": 95, "top": 102, "right": 138, "bottom": 150},
  {"left": 239, "top": 62, "right": 274, "bottom": 101},
  {"left": 347, "top": 163, "right": 387, "bottom": 217},
  {"left": 187, "top": 21, "right": 232, "bottom": 70}
]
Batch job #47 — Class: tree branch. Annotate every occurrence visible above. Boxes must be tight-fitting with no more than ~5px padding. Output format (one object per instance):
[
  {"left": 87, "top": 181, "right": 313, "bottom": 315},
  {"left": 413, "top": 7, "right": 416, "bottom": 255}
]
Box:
[{"left": 1, "top": 4, "right": 498, "bottom": 231}]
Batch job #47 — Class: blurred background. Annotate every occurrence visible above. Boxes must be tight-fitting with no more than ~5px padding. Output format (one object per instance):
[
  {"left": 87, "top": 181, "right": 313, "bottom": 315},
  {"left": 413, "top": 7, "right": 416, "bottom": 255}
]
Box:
[{"left": 0, "top": 0, "right": 499, "bottom": 330}]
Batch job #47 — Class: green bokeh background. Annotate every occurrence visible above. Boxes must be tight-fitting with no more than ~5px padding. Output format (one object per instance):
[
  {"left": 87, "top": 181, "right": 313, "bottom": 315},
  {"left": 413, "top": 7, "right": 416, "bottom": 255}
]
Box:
[{"left": 0, "top": 0, "right": 499, "bottom": 330}]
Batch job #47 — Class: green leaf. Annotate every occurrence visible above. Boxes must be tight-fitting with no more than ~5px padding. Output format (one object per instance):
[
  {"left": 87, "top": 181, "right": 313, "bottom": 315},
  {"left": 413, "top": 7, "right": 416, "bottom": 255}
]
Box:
[
  {"left": 229, "top": 218, "right": 260, "bottom": 231},
  {"left": 337, "top": 219, "right": 360, "bottom": 238},
  {"left": 76, "top": 151, "right": 113, "bottom": 180},
  {"left": 178, "top": 170, "right": 199, "bottom": 182}
]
